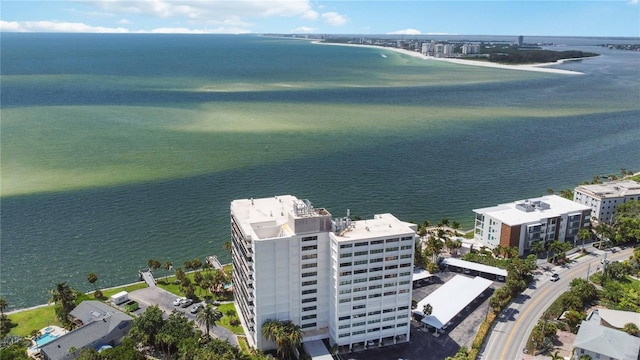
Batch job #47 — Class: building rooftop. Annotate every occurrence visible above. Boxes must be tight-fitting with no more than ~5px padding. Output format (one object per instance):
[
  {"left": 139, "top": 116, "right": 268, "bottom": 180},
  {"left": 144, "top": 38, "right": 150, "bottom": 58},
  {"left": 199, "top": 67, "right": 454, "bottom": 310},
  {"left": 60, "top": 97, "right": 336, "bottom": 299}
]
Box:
[
  {"left": 333, "top": 213, "right": 416, "bottom": 241},
  {"left": 574, "top": 320, "right": 640, "bottom": 360},
  {"left": 575, "top": 180, "right": 640, "bottom": 198},
  {"left": 473, "top": 195, "right": 590, "bottom": 226}
]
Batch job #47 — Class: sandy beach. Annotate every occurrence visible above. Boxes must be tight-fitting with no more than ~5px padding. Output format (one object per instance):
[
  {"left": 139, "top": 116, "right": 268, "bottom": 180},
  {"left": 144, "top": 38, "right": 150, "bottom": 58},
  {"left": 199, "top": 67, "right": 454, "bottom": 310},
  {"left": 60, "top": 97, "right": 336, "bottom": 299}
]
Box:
[{"left": 315, "top": 41, "right": 585, "bottom": 75}]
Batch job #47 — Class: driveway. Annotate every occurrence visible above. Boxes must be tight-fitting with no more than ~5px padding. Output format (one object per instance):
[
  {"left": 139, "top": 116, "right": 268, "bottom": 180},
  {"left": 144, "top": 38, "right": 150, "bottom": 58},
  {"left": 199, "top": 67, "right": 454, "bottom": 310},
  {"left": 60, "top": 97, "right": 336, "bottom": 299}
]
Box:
[{"left": 128, "top": 286, "right": 238, "bottom": 346}]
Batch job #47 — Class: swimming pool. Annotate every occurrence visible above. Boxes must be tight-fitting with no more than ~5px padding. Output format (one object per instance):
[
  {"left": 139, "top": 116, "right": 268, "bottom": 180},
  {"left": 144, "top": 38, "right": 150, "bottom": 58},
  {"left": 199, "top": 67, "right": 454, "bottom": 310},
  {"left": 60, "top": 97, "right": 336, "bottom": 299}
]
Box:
[{"left": 35, "top": 333, "right": 58, "bottom": 347}]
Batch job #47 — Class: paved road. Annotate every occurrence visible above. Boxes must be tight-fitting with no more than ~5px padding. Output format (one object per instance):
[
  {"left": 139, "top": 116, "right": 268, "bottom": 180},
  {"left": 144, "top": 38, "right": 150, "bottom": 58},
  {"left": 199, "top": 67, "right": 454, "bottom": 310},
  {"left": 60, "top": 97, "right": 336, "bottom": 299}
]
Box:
[{"left": 480, "top": 246, "right": 634, "bottom": 360}]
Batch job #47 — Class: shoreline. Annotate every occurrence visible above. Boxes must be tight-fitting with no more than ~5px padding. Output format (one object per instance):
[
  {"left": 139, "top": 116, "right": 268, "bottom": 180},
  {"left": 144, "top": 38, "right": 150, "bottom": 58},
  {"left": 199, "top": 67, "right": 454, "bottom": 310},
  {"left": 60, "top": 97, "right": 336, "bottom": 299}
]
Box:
[{"left": 314, "top": 41, "right": 585, "bottom": 75}]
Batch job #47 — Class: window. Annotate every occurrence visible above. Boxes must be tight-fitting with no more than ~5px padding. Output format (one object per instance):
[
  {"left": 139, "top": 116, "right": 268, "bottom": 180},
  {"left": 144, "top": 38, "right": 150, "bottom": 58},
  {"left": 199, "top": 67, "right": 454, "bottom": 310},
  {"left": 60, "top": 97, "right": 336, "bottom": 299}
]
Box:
[
  {"left": 302, "top": 236, "right": 317, "bottom": 242},
  {"left": 386, "top": 238, "right": 399, "bottom": 243},
  {"left": 355, "top": 242, "right": 368, "bottom": 247},
  {"left": 385, "top": 255, "right": 398, "bottom": 261},
  {"left": 371, "top": 240, "right": 384, "bottom": 245},
  {"left": 384, "top": 291, "right": 397, "bottom": 296},
  {"left": 302, "top": 289, "right": 317, "bottom": 295},
  {"left": 340, "top": 253, "right": 352, "bottom": 258},
  {"left": 371, "top": 267, "right": 382, "bottom": 272},
  {"left": 339, "top": 315, "right": 351, "bottom": 321},
  {"left": 369, "top": 284, "right": 382, "bottom": 290},
  {"left": 353, "top": 278, "right": 367, "bottom": 283},
  {"left": 339, "top": 298, "right": 351, "bottom": 303},
  {"left": 370, "top": 257, "right": 383, "bottom": 263},
  {"left": 370, "top": 249, "right": 383, "bottom": 254},
  {"left": 354, "top": 260, "right": 368, "bottom": 265},
  {"left": 302, "top": 272, "right": 317, "bottom": 277},
  {"left": 302, "top": 297, "right": 317, "bottom": 303},
  {"left": 302, "top": 254, "right": 317, "bottom": 260},
  {"left": 353, "top": 304, "right": 366, "bottom": 310},
  {"left": 353, "top": 321, "right": 365, "bottom": 327},
  {"left": 302, "top": 323, "right": 316, "bottom": 329},
  {"left": 369, "top": 275, "right": 382, "bottom": 281},
  {"left": 368, "top": 293, "right": 381, "bottom": 299},
  {"left": 367, "top": 327, "right": 380, "bottom": 332},
  {"left": 339, "top": 271, "right": 352, "bottom": 276},
  {"left": 340, "top": 279, "right": 352, "bottom": 285},
  {"left": 368, "top": 310, "right": 380, "bottom": 315},
  {"left": 385, "top": 247, "right": 399, "bottom": 252},
  {"left": 303, "top": 306, "right": 317, "bottom": 312},
  {"left": 340, "top": 243, "right": 353, "bottom": 249},
  {"left": 302, "top": 280, "right": 317, "bottom": 286},
  {"left": 302, "top": 263, "right": 317, "bottom": 269},
  {"left": 302, "top": 314, "right": 316, "bottom": 320},
  {"left": 339, "top": 289, "right": 351, "bottom": 294},
  {"left": 353, "top": 295, "right": 366, "bottom": 301},
  {"left": 385, "top": 264, "right": 398, "bottom": 270},
  {"left": 354, "top": 251, "right": 368, "bottom": 256},
  {"left": 302, "top": 245, "right": 317, "bottom": 251},
  {"left": 353, "top": 286, "right": 367, "bottom": 292},
  {"left": 368, "top": 319, "right": 380, "bottom": 324},
  {"left": 340, "top": 262, "right": 352, "bottom": 267},
  {"left": 354, "top": 269, "right": 367, "bottom": 274},
  {"left": 339, "top": 324, "right": 350, "bottom": 329}
]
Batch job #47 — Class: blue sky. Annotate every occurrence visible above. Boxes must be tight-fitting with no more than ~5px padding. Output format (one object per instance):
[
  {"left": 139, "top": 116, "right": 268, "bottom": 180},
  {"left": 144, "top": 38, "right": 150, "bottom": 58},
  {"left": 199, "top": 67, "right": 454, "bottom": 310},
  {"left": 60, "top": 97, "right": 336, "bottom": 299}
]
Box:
[{"left": 1, "top": 1, "right": 638, "bottom": 36}]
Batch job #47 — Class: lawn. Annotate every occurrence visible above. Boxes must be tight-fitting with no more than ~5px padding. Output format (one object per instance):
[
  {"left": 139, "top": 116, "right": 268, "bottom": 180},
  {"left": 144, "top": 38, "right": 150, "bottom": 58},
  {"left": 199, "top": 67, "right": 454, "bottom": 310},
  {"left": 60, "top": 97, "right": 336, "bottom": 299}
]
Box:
[
  {"left": 7, "top": 305, "right": 61, "bottom": 337},
  {"left": 217, "top": 303, "right": 244, "bottom": 335}
]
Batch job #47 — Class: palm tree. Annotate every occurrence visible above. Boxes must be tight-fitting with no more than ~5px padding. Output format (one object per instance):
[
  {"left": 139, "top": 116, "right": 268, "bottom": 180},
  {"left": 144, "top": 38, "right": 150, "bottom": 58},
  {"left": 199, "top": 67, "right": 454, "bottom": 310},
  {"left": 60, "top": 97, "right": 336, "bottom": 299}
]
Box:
[
  {"left": 578, "top": 227, "right": 591, "bottom": 249},
  {"left": 223, "top": 241, "right": 232, "bottom": 255},
  {"left": 49, "top": 282, "right": 76, "bottom": 324},
  {"left": 262, "top": 319, "right": 303, "bottom": 360},
  {"left": 147, "top": 259, "right": 161, "bottom": 273},
  {"left": 86, "top": 272, "right": 98, "bottom": 290},
  {"left": 423, "top": 304, "right": 433, "bottom": 316},
  {"left": 530, "top": 241, "right": 545, "bottom": 258},
  {"left": 0, "top": 297, "right": 7, "bottom": 319},
  {"left": 163, "top": 261, "right": 173, "bottom": 282},
  {"left": 623, "top": 322, "right": 639, "bottom": 337},
  {"left": 196, "top": 305, "right": 223, "bottom": 338}
]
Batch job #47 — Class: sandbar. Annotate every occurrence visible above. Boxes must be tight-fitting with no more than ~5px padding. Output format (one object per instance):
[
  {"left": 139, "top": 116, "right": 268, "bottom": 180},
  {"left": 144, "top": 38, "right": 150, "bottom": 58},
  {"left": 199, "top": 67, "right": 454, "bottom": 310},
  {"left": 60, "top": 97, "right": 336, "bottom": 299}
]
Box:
[{"left": 315, "top": 41, "right": 584, "bottom": 75}]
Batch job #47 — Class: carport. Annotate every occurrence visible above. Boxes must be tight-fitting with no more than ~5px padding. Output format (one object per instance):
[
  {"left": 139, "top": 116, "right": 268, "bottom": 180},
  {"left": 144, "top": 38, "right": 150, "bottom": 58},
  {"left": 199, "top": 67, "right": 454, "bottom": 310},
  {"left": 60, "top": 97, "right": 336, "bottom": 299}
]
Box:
[
  {"left": 412, "top": 267, "right": 434, "bottom": 283},
  {"left": 303, "top": 339, "right": 332, "bottom": 360},
  {"left": 416, "top": 275, "right": 492, "bottom": 332},
  {"left": 440, "top": 258, "right": 507, "bottom": 280}
]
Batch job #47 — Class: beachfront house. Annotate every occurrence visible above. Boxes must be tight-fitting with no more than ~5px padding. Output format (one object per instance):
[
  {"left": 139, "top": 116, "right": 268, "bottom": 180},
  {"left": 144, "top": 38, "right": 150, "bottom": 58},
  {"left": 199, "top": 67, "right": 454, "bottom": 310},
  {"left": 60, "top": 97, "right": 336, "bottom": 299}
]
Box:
[{"left": 39, "top": 301, "right": 133, "bottom": 360}]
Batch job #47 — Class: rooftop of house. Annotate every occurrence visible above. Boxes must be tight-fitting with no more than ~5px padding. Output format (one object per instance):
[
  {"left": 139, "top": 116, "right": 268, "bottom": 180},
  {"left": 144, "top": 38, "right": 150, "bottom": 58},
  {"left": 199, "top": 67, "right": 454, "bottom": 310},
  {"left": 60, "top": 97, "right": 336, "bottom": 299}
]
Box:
[
  {"left": 575, "top": 180, "right": 640, "bottom": 198},
  {"left": 573, "top": 320, "right": 640, "bottom": 360}
]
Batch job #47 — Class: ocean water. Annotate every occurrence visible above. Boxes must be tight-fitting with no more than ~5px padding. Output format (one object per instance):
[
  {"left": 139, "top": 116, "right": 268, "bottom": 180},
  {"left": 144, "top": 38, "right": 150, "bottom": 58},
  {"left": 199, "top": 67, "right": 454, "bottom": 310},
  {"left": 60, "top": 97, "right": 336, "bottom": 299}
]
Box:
[{"left": 1, "top": 34, "right": 639, "bottom": 310}]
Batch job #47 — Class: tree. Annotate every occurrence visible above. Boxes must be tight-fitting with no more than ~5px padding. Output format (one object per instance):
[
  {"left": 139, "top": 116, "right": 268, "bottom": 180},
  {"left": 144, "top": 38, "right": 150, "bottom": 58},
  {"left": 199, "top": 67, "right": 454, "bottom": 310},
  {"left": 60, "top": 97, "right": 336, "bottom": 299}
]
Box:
[
  {"left": 163, "top": 261, "right": 173, "bottom": 281},
  {"left": 156, "top": 311, "right": 195, "bottom": 358},
  {"left": 569, "top": 278, "right": 598, "bottom": 307},
  {"left": 423, "top": 304, "right": 433, "bottom": 316},
  {"left": 223, "top": 241, "right": 232, "bottom": 254},
  {"left": 530, "top": 241, "right": 545, "bottom": 258},
  {"left": 262, "top": 319, "right": 303, "bottom": 360},
  {"left": 578, "top": 227, "right": 591, "bottom": 249},
  {"left": 623, "top": 322, "right": 639, "bottom": 337},
  {"left": 86, "top": 272, "right": 98, "bottom": 290},
  {"left": 613, "top": 200, "right": 640, "bottom": 243},
  {"left": 129, "top": 305, "right": 165, "bottom": 346},
  {"left": 48, "top": 282, "right": 77, "bottom": 325},
  {"left": 196, "top": 305, "right": 223, "bottom": 338},
  {"left": 147, "top": 259, "right": 161, "bottom": 273},
  {"left": 0, "top": 297, "right": 7, "bottom": 319}
]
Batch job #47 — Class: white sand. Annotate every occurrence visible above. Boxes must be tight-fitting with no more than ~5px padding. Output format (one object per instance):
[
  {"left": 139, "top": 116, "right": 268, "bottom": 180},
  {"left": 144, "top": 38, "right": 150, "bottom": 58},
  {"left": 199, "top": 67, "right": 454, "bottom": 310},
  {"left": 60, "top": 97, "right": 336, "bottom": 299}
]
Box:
[{"left": 315, "top": 41, "right": 584, "bottom": 75}]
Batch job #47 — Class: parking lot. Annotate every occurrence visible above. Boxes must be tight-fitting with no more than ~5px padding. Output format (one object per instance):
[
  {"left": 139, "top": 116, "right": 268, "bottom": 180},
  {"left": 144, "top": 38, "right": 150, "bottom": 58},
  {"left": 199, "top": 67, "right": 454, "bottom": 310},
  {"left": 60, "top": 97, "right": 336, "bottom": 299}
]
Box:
[{"left": 336, "top": 269, "right": 500, "bottom": 360}]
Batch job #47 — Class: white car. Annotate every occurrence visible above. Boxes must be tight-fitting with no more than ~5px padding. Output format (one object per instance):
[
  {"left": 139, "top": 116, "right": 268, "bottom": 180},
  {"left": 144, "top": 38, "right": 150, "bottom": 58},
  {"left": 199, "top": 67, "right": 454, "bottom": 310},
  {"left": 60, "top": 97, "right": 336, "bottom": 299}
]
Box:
[
  {"left": 550, "top": 273, "right": 560, "bottom": 282},
  {"left": 173, "top": 297, "right": 186, "bottom": 306}
]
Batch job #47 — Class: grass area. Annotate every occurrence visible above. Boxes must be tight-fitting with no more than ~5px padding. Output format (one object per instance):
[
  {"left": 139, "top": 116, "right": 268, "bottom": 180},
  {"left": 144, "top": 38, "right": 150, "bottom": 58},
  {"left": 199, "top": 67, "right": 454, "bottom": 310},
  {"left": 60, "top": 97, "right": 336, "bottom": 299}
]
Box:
[
  {"left": 217, "top": 303, "right": 244, "bottom": 335},
  {"left": 7, "top": 305, "right": 61, "bottom": 337},
  {"left": 237, "top": 336, "right": 250, "bottom": 355},
  {"left": 101, "top": 283, "right": 147, "bottom": 298}
]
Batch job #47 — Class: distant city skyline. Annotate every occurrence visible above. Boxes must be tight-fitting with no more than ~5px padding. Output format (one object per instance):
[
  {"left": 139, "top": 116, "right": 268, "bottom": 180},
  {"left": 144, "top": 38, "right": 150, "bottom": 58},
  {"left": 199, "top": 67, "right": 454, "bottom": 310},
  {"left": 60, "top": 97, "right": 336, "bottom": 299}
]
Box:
[{"left": 1, "top": 0, "right": 639, "bottom": 37}]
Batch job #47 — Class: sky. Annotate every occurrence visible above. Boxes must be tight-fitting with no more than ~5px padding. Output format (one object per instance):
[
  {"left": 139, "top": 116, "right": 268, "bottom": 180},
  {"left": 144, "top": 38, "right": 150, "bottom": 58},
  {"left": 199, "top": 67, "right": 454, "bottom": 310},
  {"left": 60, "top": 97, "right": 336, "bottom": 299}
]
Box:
[{"left": 1, "top": 1, "right": 639, "bottom": 37}]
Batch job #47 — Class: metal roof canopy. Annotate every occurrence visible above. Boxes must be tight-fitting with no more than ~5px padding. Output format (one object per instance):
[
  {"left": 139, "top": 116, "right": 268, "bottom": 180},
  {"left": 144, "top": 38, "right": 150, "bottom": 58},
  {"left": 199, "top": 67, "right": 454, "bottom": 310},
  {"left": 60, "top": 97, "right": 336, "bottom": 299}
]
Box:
[
  {"left": 441, "top": 258, "right": 507, "bottom": 277},
  {"left": 303, "top": 339, "right": 333, "bottom": 360},
  {"left": 418, "top": 275, "right": 492, "bottom": 329},
  {"left": 412, "top": 268, "right": 434, "bottom": 282}
]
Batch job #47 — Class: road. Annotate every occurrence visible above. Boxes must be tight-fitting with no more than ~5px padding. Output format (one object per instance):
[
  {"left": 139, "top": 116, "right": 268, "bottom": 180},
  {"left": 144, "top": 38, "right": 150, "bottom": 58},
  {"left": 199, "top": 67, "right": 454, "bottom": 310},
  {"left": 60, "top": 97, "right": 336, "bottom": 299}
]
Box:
[{"left": 480, "top": 245, "right": 634, "bottom": 360}]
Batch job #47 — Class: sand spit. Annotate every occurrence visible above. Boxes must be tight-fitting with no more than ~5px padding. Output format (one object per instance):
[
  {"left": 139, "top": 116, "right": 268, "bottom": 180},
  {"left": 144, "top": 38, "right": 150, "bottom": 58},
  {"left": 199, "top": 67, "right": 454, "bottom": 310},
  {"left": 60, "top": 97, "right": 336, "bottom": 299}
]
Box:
[{"left": 315, "top": 41, "right": 585, "bottom": 75}]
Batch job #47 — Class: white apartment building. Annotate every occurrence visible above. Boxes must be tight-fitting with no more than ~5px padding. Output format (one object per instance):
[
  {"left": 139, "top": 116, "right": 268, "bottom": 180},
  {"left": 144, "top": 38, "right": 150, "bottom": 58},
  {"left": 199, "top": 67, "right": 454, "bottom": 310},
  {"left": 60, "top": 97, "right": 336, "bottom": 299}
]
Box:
[
  {"left": 231, "top": 195, "right": 416, "bottom": 352},
  {"left": 473, "top": 195, "right": 591, "bottom": 256},
  {"left": 574, "top": 180, "right": 640, "bottom": 225}
]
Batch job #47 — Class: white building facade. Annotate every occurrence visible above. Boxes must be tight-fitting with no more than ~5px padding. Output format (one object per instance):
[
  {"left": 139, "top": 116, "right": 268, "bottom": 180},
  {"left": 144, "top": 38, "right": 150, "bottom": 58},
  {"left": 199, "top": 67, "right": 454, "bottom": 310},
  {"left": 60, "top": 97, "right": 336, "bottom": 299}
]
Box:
[
  {"left": 473, "top": 195, "right": 591, "bottom": 255},
  {"left": 573, "top": 180, "right": 640, "bottom": 225},
  {"left": 231, "top": 195, "right": 415, "bottom": 352}
]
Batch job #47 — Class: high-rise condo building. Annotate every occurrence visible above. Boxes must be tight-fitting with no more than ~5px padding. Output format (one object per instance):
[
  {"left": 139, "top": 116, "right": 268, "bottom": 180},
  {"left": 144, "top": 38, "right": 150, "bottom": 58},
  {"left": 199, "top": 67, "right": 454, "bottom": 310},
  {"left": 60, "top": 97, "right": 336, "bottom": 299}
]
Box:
[{"left": 231, "top": 195, "right": 416, "bottom": 352}]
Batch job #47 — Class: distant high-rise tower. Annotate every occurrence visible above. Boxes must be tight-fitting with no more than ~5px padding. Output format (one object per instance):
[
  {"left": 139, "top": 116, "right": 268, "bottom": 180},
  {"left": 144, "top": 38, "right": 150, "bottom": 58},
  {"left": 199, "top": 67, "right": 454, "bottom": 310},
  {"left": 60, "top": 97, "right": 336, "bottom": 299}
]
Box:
[{"left": 517, "top": 35, "right": 524, "bottom": 47}]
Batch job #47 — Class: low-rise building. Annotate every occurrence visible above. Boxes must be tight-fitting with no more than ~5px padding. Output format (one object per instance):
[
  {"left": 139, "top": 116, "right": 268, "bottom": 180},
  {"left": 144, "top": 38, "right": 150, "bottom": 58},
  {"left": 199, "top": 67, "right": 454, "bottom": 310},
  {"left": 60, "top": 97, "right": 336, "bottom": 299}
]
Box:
[
  {"left": 473, "top": 195, "right": 591, "bottom": 255},
  {"left": 39, "top": 301, "right": 133, "bottom": 360},
  {"left": 573, "top": 180, "right": 640, "bottom": 225},
  {"left": 573, "top": 319, "right": 640, "bottom": 360}
]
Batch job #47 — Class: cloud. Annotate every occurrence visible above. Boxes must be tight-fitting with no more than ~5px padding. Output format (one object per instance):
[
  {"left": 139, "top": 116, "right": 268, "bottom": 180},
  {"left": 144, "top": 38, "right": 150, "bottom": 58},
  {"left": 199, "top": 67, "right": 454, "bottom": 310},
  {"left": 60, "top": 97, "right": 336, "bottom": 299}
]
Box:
[
  {"left": 387, "top": 28, "right": 422, "bottom": 35},
  {"left": 628, "top": 0, "right": 638, "bottom": 4},
  {"left": 321, "top": 12, "right": 348, "bottom": 26},
  {"left": 118, "top": 19, "right": 132, "bottom": 25},
  {"left": 0, "top": 20, "right": 129, "bottom": 33},
  {"left": 291, "top": 26, "right": 316, "bottom": 33}
]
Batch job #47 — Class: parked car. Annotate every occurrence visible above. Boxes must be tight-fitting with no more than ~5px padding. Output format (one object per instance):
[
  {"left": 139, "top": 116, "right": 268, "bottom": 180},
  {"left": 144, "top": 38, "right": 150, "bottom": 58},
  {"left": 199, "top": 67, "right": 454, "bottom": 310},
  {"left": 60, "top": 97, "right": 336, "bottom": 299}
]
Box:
[
  {"left": 550, "top": 273, "right": 560, "bottom": 282},
  {"left": 173, "top": 297, "right": 186, "bottom": 306},
  {"left": 180, "top": 298, "right": 194, "bottom": 308},
  {"left": 190, "top": 303, "right": 204, "bottom": 314}
]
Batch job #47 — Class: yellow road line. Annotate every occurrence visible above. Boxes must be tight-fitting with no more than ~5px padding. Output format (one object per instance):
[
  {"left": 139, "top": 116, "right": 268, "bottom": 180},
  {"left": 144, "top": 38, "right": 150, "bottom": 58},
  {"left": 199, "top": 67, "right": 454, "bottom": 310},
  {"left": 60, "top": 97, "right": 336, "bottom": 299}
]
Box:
[{"left": 500, "top": 286, "right": 551, "bottom": 359}]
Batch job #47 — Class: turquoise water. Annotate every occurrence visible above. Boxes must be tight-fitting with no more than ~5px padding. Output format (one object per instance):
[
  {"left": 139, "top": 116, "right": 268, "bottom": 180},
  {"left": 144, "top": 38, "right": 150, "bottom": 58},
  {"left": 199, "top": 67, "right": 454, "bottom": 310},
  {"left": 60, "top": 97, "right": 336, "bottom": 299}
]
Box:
[
  {"left": 1, "top": 34, "right": 639, "bottom": 310},
  {"left": 35, "top": 333, "right": 59, "bottom": 347}
]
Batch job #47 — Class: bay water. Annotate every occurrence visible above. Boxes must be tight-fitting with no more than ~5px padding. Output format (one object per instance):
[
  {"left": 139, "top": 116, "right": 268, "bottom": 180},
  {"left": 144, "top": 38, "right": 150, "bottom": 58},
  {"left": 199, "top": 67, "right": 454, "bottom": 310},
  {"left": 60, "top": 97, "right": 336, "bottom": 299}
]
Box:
[{"left": 1, "top": 34, "right": 639, "bottom": 310}]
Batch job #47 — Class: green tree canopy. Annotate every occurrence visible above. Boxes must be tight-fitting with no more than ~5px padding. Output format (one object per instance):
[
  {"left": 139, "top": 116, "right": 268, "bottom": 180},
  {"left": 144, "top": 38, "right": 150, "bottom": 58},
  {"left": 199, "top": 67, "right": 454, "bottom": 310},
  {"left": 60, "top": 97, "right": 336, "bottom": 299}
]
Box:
[{"left": 614, "top": 200, "right": 640, "bottom": 243}]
